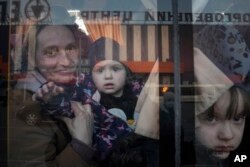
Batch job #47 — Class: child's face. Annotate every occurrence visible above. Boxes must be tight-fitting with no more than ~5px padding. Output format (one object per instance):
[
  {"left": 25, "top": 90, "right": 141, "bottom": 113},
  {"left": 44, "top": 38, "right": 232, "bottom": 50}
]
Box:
[
  {"left": 92, "top": 60, "right": 126, "bottom": 97},
  {"left": 195, "top": 89, "right": 245, "bottom": 159}
]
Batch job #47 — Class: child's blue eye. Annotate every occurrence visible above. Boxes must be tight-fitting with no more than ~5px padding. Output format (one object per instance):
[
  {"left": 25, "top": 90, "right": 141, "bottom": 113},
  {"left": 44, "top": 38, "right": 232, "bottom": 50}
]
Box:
[
  {"left": 202, "top": 114, "right": 217, "bottom": 124},
  {"left": 198, "top": 107, "right": 217, "bottom": 124},
  {"left": 93, "top": 67, "right": 103, "bottom": 73},
  {"left": 233, "top": 115, "right": 245, "bottom": 123},
  {"left": 112, "top": 67, "right": 121, "bottom": 71},
  {"left": 205, "top": 115, "right": 215, "bottom": 122},
  {"left": 112, "top": 65, "right": 124, "bottom": 72}
]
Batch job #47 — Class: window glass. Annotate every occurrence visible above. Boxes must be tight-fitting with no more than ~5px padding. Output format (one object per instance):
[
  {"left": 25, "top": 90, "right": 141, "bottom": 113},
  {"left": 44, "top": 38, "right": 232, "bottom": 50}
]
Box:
[{"left": 1, "top": 0, "right": 249, "bottom": 167}]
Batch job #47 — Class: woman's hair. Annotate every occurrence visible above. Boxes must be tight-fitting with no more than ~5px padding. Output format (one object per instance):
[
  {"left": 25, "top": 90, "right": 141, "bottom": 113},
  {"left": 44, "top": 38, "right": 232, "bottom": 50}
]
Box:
[{"left": 228, "top": 86, "right": 250, "bottom": 118}]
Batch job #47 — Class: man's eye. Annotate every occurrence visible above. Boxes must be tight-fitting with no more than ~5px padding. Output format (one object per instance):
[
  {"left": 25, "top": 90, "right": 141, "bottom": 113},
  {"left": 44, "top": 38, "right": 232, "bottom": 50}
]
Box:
[{"left": 43, "top": 47, "right": 58, "bottom": 57}]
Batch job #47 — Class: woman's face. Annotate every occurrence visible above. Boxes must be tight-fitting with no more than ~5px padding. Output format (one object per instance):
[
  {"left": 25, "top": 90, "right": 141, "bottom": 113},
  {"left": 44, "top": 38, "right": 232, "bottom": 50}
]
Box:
[
  {"left": 35, "top": 25, "right": 79, "bottom": 84},
  {"left": 92, "top": 60, "right": 127, "bottom": 97},
  {"left": 195, "top": 89, "right": 245, "bottom": 159}
]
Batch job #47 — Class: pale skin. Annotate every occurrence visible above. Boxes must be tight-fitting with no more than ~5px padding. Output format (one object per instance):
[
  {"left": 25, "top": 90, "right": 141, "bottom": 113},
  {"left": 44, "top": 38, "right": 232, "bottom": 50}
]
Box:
[
  {"left": 36, "top": 60, "right": 127, "bottom": 105},
  {"left": 33, "top": 25, "right": 94, "bottom": 146},
  {"left": 61, "top": 101, "right": 93, "bottom": 146},
  {"left": 34, "top": 59, "right": 128, "bottom": 143},
  {"left": 35, "top": 60, "right": 127, "bottom": 105},
  {"left": 92, "top": 60, "right": 127, "bottom": 97},
  {"left": 195, "top": 88, "right": 245, "bottom": 160},
  {"left": 35, "top": 25, "right": 79, "bottom": 84},
  {"left": 33, "top": 82, "right": 93, "bottom": 146}
]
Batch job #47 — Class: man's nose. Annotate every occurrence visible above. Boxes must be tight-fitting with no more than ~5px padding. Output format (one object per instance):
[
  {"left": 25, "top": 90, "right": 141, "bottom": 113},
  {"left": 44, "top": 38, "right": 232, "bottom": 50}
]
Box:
[{"left": 218, "top": 122, "right": 234, "bottom": 141}]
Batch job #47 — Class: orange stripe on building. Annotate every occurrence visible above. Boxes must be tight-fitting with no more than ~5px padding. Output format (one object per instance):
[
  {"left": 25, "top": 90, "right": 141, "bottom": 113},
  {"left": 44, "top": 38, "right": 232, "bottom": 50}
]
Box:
[{"left": 123, "top": 61, "right": 183, "bottom": 73}]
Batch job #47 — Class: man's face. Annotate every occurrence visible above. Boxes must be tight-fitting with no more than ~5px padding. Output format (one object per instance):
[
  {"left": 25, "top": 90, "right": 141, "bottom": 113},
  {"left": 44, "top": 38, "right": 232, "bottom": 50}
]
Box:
[
  {"left": 92, "top": 60, "right": 127, "bottom": 97},
  {"left": 195, "top": 89, "right": 245, "bottom": 159},
  {"left": 35, "top": 25, "right": 79, "bottom": 84}
]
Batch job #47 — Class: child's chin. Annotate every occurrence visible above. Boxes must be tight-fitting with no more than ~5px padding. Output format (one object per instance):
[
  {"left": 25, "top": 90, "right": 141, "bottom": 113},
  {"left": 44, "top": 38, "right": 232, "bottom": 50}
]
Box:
[
  {"left": 103, "top": 89, "right": 116, "bottom": 94},
  {"left": 212, "top": 151, "right": 230, "bottom": 159}
]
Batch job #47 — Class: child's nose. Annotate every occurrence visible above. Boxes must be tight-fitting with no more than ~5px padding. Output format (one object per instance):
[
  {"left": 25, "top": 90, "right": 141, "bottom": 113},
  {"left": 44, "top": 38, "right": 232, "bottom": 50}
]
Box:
[
  {"left": 218, "top": 122, "right": 234, "bottom": 141},
  {"left": 104, "top": 69, "right": 112, "bottom": 79}
]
